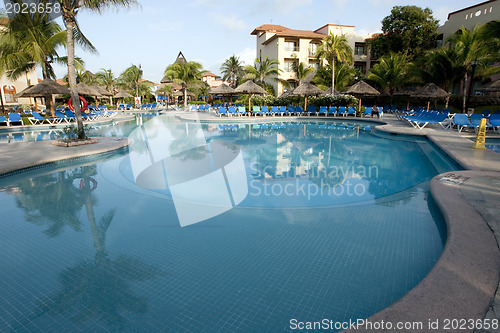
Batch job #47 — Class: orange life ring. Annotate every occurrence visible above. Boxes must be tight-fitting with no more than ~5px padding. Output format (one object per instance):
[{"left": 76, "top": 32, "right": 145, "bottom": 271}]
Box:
[
  {"left": 79, "top": 178, "right": 97, "bottom": 191},
  {"left": 69, "top": 96, "right": 88, "bottom": 112}
]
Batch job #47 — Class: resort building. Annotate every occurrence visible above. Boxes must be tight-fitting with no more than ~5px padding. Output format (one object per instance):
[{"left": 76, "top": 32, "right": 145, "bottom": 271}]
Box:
[
  {"left": 251, "top": 24, "right": 376, "bottom": 96},
  {"left": 437, "top": 0, "right": 500, "bottom": 95},
  {"left": 438, "top": 0, "right": 500, "bottom": 42},
  {"left": 202, "top": 72, "right": 227, "bottom": 89}
]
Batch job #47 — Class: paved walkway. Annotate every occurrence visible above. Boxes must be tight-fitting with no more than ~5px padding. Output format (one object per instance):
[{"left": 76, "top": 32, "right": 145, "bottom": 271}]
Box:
[{"left": 1, "top": 111, "right": 500, "bottom": 332}]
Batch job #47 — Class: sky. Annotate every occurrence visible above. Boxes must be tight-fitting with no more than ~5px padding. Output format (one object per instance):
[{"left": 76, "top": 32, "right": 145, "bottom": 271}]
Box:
[{"left": 1, "top": 0, "right": 481, "bottom": 83}]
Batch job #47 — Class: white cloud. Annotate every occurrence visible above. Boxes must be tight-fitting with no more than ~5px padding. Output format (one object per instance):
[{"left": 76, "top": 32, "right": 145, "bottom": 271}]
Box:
[
  {"left": 212, "top": 13, "right": 247, "bottom": 31},
  {"left": 235, "top": 47, "right": 256, "bottom": 67}
]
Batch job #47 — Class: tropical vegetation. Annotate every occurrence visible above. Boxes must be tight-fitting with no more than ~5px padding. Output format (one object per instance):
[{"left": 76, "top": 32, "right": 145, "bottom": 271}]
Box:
[
  {"left": 315, "top": 33, "right": 353, "bottom": 93},
  {"left": 220, "top": 55, "right": 245, "bottom": 88},
  {"left": 163, "top": 61, "right": 206, "bottom": 109}
]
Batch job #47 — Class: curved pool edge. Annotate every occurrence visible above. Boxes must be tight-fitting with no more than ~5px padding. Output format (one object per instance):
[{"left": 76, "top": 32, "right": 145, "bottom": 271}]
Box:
[
  {"left": 344, "top": 170, "right": 500, "bottom": 332},
  {"left": 0, "top": 137, "right": 129, "bottom": 177},
  {"left": 1, "top": 115, "right": 499, "bottom": 331}
]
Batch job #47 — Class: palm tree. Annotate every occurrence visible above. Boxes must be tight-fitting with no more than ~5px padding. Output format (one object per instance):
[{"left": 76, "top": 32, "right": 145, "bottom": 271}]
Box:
[
  {"left": 96, "top": 68, "right": 116, "bottom": 104},
  {"left": 417, "top": 48, "right": 462, "bottom": 94},
  {"left": 220, "top": 55, "right": 245, "bottom": 87},
  {"left": 58, "top": 0, "right": 139, "bottom": 139},
  {"left": 244, "top": 57, "right": 281, "bottom": 90},
  {"left": 368, "top": 52, "right": 414, "bottom": 102},
  {"left": 316, "top": 33, "right": 353, "bottom": 94},
  {"left": 163, "top": 61, "right": 205, "bottom": 109},
  {"left": 118, "top": 64, "right": 143, "bottom": 99},
  {"left": 290, "top": 56, "right": 315, "bottom": 85},
  {"left": 0, "top": 6, "right": 67, "bottom": 115},
  {"left": 447, "top": 25, "right": 490, "bottom": 112},
  {"left": 313, "top": 62, "right": 356, "bottom": 93}
]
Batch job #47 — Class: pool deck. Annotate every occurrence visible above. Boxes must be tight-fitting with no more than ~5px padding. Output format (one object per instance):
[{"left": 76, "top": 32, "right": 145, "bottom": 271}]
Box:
[{"left": 1, "top": 110, "right": 500, "bottom": 332}]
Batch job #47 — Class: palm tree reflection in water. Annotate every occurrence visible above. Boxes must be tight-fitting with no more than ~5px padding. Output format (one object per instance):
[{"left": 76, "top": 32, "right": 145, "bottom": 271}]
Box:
[{"left": 14, "top": 166, "right": 162, "bottom": 330}]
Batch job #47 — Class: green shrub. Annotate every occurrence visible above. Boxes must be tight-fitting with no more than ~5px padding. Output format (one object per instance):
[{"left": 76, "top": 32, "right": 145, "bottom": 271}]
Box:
[{"left": 309, "top": 94, "right": 358, "bottom": 107}]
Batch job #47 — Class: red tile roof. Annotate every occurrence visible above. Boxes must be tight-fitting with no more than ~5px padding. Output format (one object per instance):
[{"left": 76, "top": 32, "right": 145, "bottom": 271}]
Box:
[{"left": 252, "top": 24, "right": 326, "bottom": 46}]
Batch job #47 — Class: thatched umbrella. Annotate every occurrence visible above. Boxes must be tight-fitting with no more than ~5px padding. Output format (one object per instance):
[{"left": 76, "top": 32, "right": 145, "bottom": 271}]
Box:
[
  {"left": 345, "top": 80, "right": 380, "bottom": 112},
  {"left": 477, "top": 80, "right": 500, "bottom": 93},
  {"left": 394, "top": 86, "right": 419, "bottom": 110},
  {"left": 280, "top": 88, "right": 295, "bottom": 98},
  {"left": 16, "top": 79, "right": 70, "bottom": 116},
  {"left": 91, "top": 85, "right": 112, "bottom": 107},
  {"left": 210, "top": 83, "right": 235, "bottom": 106},
  {"left": 234, "top": 80, "right": 267, "bottom": 112},
  {"left": 412, "top": 83, "right": 450, "bottom": 111},
  {"left": 291, "top": 82, "right": 323, "bottom": 110},
  {"left": 114, "top": 90, "right": 133, "bottom": 105},
  {"left": 322, "top": 87, "right": 340, "bottom": 95}
]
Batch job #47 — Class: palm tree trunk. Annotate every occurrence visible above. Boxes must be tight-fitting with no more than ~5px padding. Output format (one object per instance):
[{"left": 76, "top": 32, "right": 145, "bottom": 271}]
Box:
[
  {"left": 63, "top": 14, "right": 84, "bottom": 139},
  {"left": 42, "top": 62, "right": 55, "bottom": 117},
  {"left": 184, "top": 87, "right": 188, "bottom": 110},
  {"left": 331, "top": 57, "right": 335, "bottom": 95},
  {"left": 462, "top": 72, "right": 468, "bottom": 113}
]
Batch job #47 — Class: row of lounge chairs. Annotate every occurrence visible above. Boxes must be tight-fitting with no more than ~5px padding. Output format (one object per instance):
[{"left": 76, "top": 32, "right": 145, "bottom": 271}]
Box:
[
  {"left": 0, "top": 110, "right": 116, "bottom": 127},
  {"left": 214, "top": 106, "right": 382, "bottom": 117},
  {"left": 399, "top": 110, "right": 500, "bottom": 132},
  {"left": 453, "top": 114, "right": 500, "bottom": 133},
  {"left": 217, "top": 122, "right": 372, "bottom": 132}
]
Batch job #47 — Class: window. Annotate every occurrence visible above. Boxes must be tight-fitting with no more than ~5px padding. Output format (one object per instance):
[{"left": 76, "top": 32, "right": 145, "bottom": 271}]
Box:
[
  {"left": 308, "top": 61, "right": 319, "bottom": 70},
  {"left": 354, "top": 43, "right": 366, "bottom": 56},
  {"left": 354, "top": 62, "right": 366, "bottom": 74},
  {"left": 285, "top": 41, "right": 298, "bottom": 52},
  {"left": 309, "top": 43, "right": 318, "bottom": 57},
  {"left": 284, "top": 60, "right": 294, "bottom": 72}
]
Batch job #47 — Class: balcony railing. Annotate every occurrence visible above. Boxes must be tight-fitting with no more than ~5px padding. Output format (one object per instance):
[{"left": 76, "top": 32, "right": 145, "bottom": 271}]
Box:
[{"left": 285, "top": 46, "right": 299, "bottom": 52}]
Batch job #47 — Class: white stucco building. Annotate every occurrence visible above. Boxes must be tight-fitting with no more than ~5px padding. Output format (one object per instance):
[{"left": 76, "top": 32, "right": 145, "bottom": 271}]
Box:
[{"left": 251, "top": 24, "right": 376, "bottom": 96}]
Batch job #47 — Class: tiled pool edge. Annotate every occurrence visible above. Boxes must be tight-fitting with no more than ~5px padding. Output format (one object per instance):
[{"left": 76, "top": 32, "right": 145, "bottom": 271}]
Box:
[
  {"left": 343, "top": 172, "right": 500, "bottom": 332},
  {"left": 0, "top": 137, "right": 129, "bottom": 177}
]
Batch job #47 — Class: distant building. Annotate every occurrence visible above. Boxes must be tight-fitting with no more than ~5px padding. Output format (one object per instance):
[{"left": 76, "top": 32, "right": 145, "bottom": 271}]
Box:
[
  {"left": 437, "top": 0, "right": 500, "bottom": 96},
  {"left": 201, "top": 72, "right": 227, "bottom": 89},
  {"left": 251, "top": 24, "right": 376, "bottom": 96},
  {"left": 438, "top": 0, "right": 499, "bottom": 42}
]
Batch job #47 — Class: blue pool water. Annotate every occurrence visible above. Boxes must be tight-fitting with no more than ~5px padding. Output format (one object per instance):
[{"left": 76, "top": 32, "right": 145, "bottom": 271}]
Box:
[{"left": 0, "top": 116, "right": 454, "bottom": 332}]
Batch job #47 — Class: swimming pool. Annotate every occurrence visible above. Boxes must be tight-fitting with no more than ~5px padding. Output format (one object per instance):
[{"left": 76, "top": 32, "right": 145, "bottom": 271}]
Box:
[{"left": 0, "top": 116, "right": 455, "bottom": 332}]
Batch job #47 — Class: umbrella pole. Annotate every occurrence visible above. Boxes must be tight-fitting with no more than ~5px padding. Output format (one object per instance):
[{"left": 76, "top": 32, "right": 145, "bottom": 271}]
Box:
[
  {"left": 304, "top": 96, "right": 308, "bottom": 111},
  {"left": 248, "top": 94, "right": 252, "bottom": 113},
  {"left": 427, "top": 100, "right": 430, "bottom": 111},
  {"left": 358, "top": 98, "right": 362, "bottom": 116}
]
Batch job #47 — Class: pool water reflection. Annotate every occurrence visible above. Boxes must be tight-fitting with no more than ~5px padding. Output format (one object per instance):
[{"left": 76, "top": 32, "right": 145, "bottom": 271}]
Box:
[{"left": 0, "top": 116, "right": 454, "bottom": 332}]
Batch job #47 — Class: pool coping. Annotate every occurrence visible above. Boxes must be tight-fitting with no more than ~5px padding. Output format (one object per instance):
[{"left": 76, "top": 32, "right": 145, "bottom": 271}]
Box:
[{"left": 0, "top": 112, "right": 499, "bottom": 332}]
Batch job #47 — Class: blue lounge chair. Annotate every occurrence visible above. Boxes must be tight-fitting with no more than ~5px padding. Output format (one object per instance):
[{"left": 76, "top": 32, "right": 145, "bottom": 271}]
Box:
[
  {"left": 252, "top": 106, "right": 262, "bottom": 116},
  {"left": 318, "top": 106, "right": 327, "bottom": 116},
  {"left": 489, "top": 114, "right": 500, "bottom": 133},
  {"left": 407, "top": 111, "right": 449, "bottom": 129},
  {"left": 0, "top": 116, "right": 8, "bottom": 126},
  {"left": 217, "top": 107, "right": 228, "bottom": 117},
  {"left": 363, "top": 107, "right": 372, "bottom": 117},
  {"left": 271, "top": 106, "right": 279, "bottom": 116},
  {"left": 296, "top": 106, "right": 304, "bottom": 116},
  {"left": 228, "top": 106, "right": 238, "bottom": 116},
  {"left": 453, "top": 114, "right": 473, "bottom": 133},
  {"left": 30, "top": 112, "right": 60, "bottom": 125},
  {"left": 338, "top": 106, "right": 347, "bottom": 117},
  {"left": 347, "top": 107, "right": 356, "bottom": 117},
  {"left": 470, "top": 114, "right": 494, "bottom": 131},
  {"left": 287, "top": 106, "right": 296, "bottom": 116},
  {"left": 329, "top": 106, "right": 337, "bottom": 116},
  {"left": 279, "top": 106, "right": 287, "bottom": 116},
  {"left": 307, "top": 106, "right": 317, "bottom": 116},
  {"left": 261, "top": 106, "right": 271, "bottom": 116},
  {"left": 8, "top": 112, "right": 23, "bottom": 126},
  {"left": 238, "top": 106, "right": 248, "bottom": 116}
]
